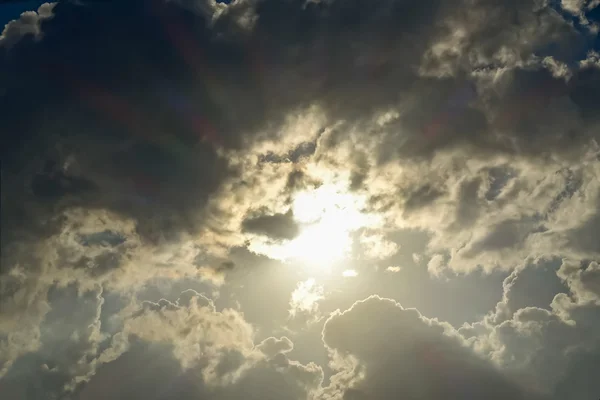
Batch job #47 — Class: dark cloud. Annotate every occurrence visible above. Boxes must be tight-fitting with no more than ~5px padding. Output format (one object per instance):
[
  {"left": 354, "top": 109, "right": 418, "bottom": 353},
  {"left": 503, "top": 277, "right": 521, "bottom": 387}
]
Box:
[
  {"left": 1, "top": 0, "right": 599, "bottom": 267},
  {"left": 402, "top": 183, "right": 445, "bottom": 214},
  {"left": 241, "top": 210, "right": 299, "bottom": 240},
  {"left": 2, "top": 0, "right": 234, "bottom": 252}
]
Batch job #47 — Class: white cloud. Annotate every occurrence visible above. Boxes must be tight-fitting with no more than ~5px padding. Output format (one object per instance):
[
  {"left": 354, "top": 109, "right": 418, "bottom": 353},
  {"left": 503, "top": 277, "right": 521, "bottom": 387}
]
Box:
[
  {"left": 427, "top": 254, "right": 447, "bottom": 277},
  {"left": 289, "top": 279, "right": 324, "bottom": 318}
]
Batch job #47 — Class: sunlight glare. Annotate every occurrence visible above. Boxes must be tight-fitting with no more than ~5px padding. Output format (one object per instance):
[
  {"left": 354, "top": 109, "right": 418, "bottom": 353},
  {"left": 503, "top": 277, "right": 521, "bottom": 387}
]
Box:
[
  {"left": 289, "top": 278, "right": 323, "bottom": 316},
  {"left": 247, "top": 184, "right": 380, "bottom": 271}
]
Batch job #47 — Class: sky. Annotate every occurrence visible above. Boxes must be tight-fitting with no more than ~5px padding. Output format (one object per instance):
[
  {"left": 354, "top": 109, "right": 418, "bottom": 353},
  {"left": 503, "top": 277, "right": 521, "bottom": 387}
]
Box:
[
  {"left": 1, "top": 0, "right": 599, "bottom": 399},
  {"left": 0, "top": 1, "right": 47, "bottom": 27}
]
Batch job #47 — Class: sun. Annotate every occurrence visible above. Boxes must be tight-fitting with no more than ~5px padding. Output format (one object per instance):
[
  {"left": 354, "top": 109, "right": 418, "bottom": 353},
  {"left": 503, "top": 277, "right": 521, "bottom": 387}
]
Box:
[
  {"left": 247, "top": 184, "right": 378, "bottom": 271},
  {"left": 282, "top": 214, "right": 352, "bottom": 266}
]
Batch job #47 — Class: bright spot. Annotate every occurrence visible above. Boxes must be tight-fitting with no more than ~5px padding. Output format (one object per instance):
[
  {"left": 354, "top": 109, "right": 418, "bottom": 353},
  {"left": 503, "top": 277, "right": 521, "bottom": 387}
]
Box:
[
  {"left": 342, "top": 269, "right": 358, "bottom": 277},
  {"left": 360, "top": 232, "right": 399, "bottom": 259},
  {"left": 386, "top": 266, "right": 402, "bottom": 273},
  {"left": 281, "top": 217, "right": 351, "bottom": 266},
  {"left": 248, "top": 184, "right": 381, "bottom": 272},
  {"left": 289, "top": 278, "right": 323, "bottom": 316}
]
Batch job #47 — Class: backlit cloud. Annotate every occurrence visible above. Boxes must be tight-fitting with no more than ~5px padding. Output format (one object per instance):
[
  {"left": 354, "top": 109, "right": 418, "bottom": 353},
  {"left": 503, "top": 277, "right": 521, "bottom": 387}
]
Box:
[{"left": 1, "top": 0, "right": 599, "bottom": 399}]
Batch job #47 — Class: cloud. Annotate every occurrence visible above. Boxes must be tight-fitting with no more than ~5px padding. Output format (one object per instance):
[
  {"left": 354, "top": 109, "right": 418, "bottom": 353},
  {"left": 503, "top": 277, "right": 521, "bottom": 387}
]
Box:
[
  {"left": 557, "top": 259, "right": 600, "bottom": 304},
  {"left": 289, "top": 278, "right": 324, "bottom": 319},
  {"left": 460, "top": 258, "right": 600, "bottom": 398},
  {"left": 427, "top": 254, "right": 447, "bottom": 277},
  {"left": 2, "top": 0, "right": 599, "bottom": 282},
  {"left": 0, "top": 284, "right": 105, "bottom": 395},
  {"left": 385, "top": 266, "right": 402, "bottom": 273},
  {"left": 256, "top": 336, "right": 294, "bottom": 359},
  {"left": 241, "top": 210, "right": 299, "bottom": 240},
  {"left": 77, "top": 289, "right": 324, "bottom": 400},
  {"left": 0, "top": 288, "right": 322, "bottom": 399},
  {"left": 0, "top": 2, "right": 55, "bottom": 48},
  {"left": 73, "top": 338, "right": 322, "bottom": 400},
  {"left": 358, "top": 232, "right": 398, "bottom": 260},
  {"left": 321, "top": 296, "right": 546, "bottom": 400},
  {"left": 120, "top": 290, "right": 255, "bottom": 375},
  {"left": 1, "top": 0, "right": 600, "bottom": 398},
  {"left": 361, "top": 149, "right": 600, "bottom": 275}
]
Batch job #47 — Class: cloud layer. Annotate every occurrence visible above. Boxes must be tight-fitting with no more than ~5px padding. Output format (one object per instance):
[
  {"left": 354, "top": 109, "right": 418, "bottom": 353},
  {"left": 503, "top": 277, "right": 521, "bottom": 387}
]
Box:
[{"left": 1, "top": 0, "right": 600, "bottom": 399}]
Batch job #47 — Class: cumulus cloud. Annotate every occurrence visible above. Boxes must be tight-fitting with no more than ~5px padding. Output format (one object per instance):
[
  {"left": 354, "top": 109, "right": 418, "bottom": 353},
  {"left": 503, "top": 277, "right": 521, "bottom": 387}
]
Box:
[
  {"left": 73, "top": 338, "right": 322, "bottom": 400},
  {"left": 458, "top": 258, "right": 600, "bottom": 398},
  {"left": 74, "top": 289, "right": 323, "bottom": 400},
  {"left": 0, "top": 2, "right": 55, "bottom": 48},
  {"left": 321, "top": 296, "right": 546, "bottom": 400},
  {"left": 557, "top": 259, "right": 600, "bottom": 303},
  {"left": 0, "top": 288, "right": 321, "bottom": 399}
]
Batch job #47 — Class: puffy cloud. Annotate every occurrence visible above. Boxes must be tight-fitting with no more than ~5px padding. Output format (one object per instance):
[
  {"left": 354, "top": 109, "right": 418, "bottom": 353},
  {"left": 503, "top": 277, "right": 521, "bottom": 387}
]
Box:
[
  {"left": 73, "top": 289, "right": 324, "bottom": 400},
  {"left": 459, "top": 258, "right": 600, "bottom": 398},
  {"left": 120, "top": 290, "right": 255, "bottom": 375},
  {"left": 0, "top": 2, "right": 55, "bottom": 48},
  {"left": 321, "top": 296, "right": 546, "bottom": 400},
  {"left": 360, "top": 148, "right": 600, "bottom": 274},
  {"left": 557, "top": 259, "right": 600, "bottom": 303},
  {"left": 427, "top": 254, "right": 447, "bottom": 277},
  {"left": 0, "top": 207, "right": 221, "bottom": 372},
  {"left": 74, "top": 339, "right": 322, "bottom": 400},
  {"left": 561, "top": 0, "right": 600, "bottom": 28},
  {"left": 0, "top": 288, "right": 322, "bottom": 399}
]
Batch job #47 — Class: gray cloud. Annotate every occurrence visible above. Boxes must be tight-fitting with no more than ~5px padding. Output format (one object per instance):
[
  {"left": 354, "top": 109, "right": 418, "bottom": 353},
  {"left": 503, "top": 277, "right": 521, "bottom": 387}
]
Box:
[
  {"left": 322, "top": 296, "right": 546, "bottom": 400},
  {"left": 256, "top": 336, "right": 294, "bottom": 359},
  {"left": 459, "top": 258, "right": 600, "bottom": 399},
  {"left": 242, "top": 210, "right": 300, "bottom": 240},
  {"left": 0, "top": 287, "right": 322, "bottom": 399},
  {"left": 2, "top": 0, "right": 599, "bottom": 277}
]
